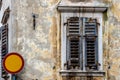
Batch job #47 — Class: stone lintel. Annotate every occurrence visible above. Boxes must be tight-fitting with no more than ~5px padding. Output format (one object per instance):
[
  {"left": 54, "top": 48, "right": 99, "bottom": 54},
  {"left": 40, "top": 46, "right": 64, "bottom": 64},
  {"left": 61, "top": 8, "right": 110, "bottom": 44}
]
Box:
[{"left": 57, "top": 6, "right": 108, "bottom": 13}]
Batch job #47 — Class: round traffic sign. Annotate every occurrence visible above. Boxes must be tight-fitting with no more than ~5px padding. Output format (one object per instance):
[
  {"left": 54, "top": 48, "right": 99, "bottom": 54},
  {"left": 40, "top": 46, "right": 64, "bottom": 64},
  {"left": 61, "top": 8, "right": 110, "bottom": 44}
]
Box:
[{"left": 3, "top": 52, "right": 24, "bottom": 74}]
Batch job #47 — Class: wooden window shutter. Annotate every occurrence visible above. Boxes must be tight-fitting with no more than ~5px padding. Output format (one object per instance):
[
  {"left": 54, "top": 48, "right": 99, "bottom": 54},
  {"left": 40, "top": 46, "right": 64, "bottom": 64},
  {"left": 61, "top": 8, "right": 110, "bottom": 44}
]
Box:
[
  {"left": 84, "top": 18, "right": 98, "bottom": 70},
  {"left": 66, "top": 17, "right": 80, "bottom": 69},
  {"left": 1, "top": 24, "right": 8, "bottom": 57},
  {"left": 1, "top": 7, "right": 10, "bottom": 25},
  {"left": 65, "top": 17, "right": 99, "bottom": 70},
  {"left": 1, "top": 24, "right": 9, "bottom": 79}
]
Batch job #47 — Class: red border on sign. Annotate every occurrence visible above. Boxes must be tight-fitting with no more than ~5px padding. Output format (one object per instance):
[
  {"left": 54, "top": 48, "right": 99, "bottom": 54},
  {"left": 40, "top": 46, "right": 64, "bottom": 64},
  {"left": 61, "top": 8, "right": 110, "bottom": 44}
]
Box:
[{"left": 3, "top": 52, "right": 24, "bottom": 74}]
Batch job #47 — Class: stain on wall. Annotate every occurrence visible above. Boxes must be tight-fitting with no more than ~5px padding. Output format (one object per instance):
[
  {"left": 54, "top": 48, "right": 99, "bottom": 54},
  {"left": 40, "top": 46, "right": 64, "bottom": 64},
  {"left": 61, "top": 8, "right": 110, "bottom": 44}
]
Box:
[
  {"left": 9, "top": 0, "right": 120, "bottom": 80},
  {"left": 103, "top": 0, "right": 120, "bottom": 80},
  {"left": 11, "top": 0, "right": 60, "bottom": 80}
]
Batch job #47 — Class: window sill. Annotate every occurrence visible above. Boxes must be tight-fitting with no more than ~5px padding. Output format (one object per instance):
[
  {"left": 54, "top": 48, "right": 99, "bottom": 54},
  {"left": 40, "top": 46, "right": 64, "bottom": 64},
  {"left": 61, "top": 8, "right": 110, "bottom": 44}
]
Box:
[{"left": 60, "top": 70, "right": 105, "bottom": 77}]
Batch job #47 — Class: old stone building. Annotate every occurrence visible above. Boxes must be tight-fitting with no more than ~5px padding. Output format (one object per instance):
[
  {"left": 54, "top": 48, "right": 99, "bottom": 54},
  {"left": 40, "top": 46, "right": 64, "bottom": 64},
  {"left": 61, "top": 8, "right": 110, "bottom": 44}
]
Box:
[{"left": 0, "top": 0, "right": 120, "bottom": 80}]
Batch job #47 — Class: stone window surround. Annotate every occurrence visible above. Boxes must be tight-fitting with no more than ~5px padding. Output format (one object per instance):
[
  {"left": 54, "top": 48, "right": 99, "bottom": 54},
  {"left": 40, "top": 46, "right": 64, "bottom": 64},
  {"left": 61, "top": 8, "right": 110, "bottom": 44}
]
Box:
[{"left": 58, "top": 6, "right": 108, "bottom": 76}]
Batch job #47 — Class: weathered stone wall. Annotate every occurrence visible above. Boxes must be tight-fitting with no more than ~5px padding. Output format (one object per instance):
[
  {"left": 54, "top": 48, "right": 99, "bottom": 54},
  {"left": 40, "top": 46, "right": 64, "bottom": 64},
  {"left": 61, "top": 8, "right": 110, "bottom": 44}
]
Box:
[
  {"left": 11, "top": 0, "right": 61, "bottom": 80},
  {"left": 10, "top": 0, "right": 120, "bottom": 80},
  {"left": 103, "top": 0, "right": 120, "bottom": 80}
]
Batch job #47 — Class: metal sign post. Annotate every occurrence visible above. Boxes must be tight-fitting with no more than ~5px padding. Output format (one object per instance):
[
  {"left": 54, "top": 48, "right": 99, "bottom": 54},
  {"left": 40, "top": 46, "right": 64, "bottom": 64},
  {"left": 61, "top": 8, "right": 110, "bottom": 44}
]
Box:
[{"left": 12, "top": 74, "right": 16, "bottom": 80}]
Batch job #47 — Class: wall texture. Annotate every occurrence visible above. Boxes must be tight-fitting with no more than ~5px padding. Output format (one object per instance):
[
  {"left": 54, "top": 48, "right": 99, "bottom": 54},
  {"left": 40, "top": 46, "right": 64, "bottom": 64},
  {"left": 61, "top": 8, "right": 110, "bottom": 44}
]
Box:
[
  {"left": 7, "top": 0, "right": 120, "bottom": 80},
  {"left": 103, "top": 0, "right": 120, "bottom": 80},
  {"left": 11, "top": 0, "right": 61, "bottom": 80}
]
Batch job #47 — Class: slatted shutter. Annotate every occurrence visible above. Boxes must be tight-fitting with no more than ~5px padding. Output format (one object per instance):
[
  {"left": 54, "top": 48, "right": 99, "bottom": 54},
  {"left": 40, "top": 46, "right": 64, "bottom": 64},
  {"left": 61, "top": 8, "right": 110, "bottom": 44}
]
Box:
[
  {"left": 65, "top": 17, "right": 98, "bottom": 70},
  {"left": 1, "top": 24, "right": 8, "bottom": 57},
  {"left": 1, "top": 24, "right": 9, "bottom": 79},
  {"left": 67, "top": 17, "right": 80, "bottom": 69},
  {"left": 84, "top": 18, "right": 98, "bottom": 70}
]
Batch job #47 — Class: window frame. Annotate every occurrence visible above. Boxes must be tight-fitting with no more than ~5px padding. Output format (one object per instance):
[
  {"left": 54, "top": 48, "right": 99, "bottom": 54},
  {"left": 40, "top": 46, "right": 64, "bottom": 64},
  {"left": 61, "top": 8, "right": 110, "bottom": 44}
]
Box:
[{"left": 61, "top": 12, "right": 103, "bottom": 71}]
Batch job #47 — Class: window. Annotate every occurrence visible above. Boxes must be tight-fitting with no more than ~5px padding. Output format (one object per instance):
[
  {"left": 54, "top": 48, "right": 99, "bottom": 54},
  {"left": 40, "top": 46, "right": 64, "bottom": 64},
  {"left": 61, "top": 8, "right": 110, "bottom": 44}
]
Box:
[
  {"left": 0, "top": 7, "right": 10, "bottom": 79},
  {"left": 66, "top": 17, "right": 99, "bottom": 70},
  {"left": 63, "top": 16, "right": 101, "bottom": 71},
  {"left": 59, "top": 13, "right": 106, "bottom": 76},
  {"left": 61, "top": 12, "right": 103, "bottom": 71},
  {"left": 57, "top": 3, "right": 108, "bottom": 76},
  {"left": 0, "top": 24, "right": 9, "bottom": 79}
]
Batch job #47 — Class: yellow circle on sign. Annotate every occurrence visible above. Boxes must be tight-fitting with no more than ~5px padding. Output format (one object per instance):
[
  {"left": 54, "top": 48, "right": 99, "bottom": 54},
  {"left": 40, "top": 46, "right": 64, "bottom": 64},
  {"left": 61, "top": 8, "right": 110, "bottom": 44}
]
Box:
[
  {"left": 3, "top": 53, "right": 24, "bottom": 74},
  {"left": 5, "top": 55, "right": 22, "bottom": 72}
]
